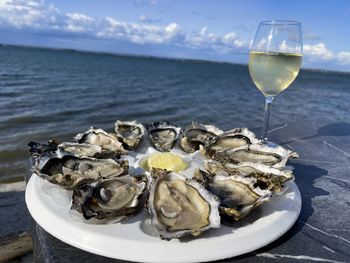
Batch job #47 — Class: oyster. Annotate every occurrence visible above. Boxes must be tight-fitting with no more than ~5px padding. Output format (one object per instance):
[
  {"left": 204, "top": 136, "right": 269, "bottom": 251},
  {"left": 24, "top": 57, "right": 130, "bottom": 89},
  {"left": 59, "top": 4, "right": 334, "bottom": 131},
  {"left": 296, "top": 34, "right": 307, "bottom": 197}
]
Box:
[
  {"left": 209, "top": 143, "right": 298, "bottom": 169},
  {"left": 195, "top": 170, "right": 271, "bottom": 221},
  {"left": 147, "top": 169, "right": 220, "bottom": 240},
  {"left": 204, "top": 160, "right": 293, "bottom": 192},
  {"left": 28, "top": 140, "right": 59, "bottom": 157},
  {"left": 202, "top": 128, "right": 260, "bottom": 157},
  {"left": 180, "top": 122, "right": 223, "bottom": 153},
  {"left": 75, "top": 127, "right": 127, "bottom": 158},
  {"left": 115, "top": 120, "right": 145, "bottom": 150},
  {"left": 58, "top": 142, "right": 103, "bottom": 158},
  {"left": 146, "top": 122, "right": 182, "bottom": 152},
  {"left": 71, "top": 175, "right": 147, "bottom": 221},
  {"left": 33, "top": 153, "right": 129, "bottom": 189},
  {"left": 28, "top": 141, "right": 105, "bottom": 159}
]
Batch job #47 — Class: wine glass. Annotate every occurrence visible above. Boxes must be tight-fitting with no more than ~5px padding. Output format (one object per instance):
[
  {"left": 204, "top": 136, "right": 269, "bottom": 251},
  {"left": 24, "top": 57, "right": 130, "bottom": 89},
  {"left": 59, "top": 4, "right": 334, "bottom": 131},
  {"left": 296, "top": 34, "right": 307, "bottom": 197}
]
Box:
[{"left": 249, "top": 20, "right": 302, "bottom": 142}]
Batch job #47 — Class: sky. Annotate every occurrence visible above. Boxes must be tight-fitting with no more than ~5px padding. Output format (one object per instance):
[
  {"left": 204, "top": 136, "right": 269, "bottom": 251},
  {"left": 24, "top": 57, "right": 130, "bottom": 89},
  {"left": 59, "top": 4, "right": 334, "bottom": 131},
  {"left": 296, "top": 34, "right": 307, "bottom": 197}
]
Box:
[{"left": 0, "top": 0, "right": 350, "bottom": 71}]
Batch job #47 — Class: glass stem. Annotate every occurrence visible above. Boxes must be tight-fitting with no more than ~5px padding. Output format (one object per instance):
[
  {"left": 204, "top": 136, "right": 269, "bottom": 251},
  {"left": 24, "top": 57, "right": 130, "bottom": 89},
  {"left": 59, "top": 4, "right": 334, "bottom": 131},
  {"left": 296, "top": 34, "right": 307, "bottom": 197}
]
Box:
[{"left": 261, "top": 96, "right": 274, "bottom": 142}]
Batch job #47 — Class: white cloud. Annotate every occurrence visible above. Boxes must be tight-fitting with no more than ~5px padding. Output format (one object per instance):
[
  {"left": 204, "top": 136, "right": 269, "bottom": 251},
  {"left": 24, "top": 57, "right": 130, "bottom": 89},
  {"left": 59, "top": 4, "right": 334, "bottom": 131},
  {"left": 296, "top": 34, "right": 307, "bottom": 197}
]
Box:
[
  {"left": 302, "top": 43, "right": 350, "bottom": 66},
  {"left": 65, "top": 13, "right": 96, "bottom": 33},
  {"left": 303, "top": 43, "right": 334, "bottom": 61},
  {"left": 1, "top": 0, "right": 350, "bottom": 67},
  {"left": 0, "top": 1, "right": 245, "bottom": 53},
  {"left": 0, "top": 0, "right": 58, "bottom": 29},
  {"left": 0, "top": 0, "right": 182, "bottom": 45},
  {"left": 66, "top": 13, "right": 94, "bottom": 23},
  {"left": 185, "top": 26, "right": 247, "bottom": 53},
  {"left": 337, "top": 51, "right": 350, "bottom": 65},
  {"left": 99, "top": 17, "right": 183, "bottom": 44}
]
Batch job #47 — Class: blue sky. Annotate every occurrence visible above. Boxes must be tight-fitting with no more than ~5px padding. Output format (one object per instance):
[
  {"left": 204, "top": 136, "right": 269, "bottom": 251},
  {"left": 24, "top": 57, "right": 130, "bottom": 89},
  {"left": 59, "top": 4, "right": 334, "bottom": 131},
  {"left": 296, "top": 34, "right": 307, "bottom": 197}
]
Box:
[{"left": 1, "top": 0, "right": 350, "bottom": 71}]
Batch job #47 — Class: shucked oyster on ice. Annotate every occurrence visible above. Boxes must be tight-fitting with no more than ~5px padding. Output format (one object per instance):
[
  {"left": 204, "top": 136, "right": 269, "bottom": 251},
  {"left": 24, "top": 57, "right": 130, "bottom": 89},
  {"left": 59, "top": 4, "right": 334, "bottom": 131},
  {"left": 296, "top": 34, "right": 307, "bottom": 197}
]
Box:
[
  {"left": 115, "top": 120, "right": 145, "bottom": 150},
  {"left": 33, "top": 153, "right": 129, "bottom": 189},
  {"left": 180, "top": 122, "right": 223, "bottom": 153},
  {"left": 75, "top": 127, "right": 127, "bottom": 158},
  {"left": 71, "top": 175, "right": 147, "bottom": 222},
  {"left": 202, "top": 128, "right": 260, "bottom": 157},
  {"left": 147, "top": 169, "right": 220, "bottom": 240},
  {"left": 146, "top": 122, "right": 182, "bottom": 152},
  {"left": 207, "top": 143, "right": 299, "bottom": 169},
  {"left": 194, "top": 169, "right": 272, "bottom": 221}
]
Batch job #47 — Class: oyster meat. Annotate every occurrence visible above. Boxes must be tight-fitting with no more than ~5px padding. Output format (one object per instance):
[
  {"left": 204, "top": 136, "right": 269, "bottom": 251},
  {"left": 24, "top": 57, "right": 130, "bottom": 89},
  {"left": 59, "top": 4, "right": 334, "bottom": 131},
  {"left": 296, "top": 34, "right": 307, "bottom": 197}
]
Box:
[
  {"left": 33, "top": 153, "right": 129, "bottom": 189},
  {"left": 75, "top": 127, "right": 127, "bottom": 158},
  {"left": 202, "top": 128, "right": 260, "bottom": 158},
  {"left": 194, "top": 170, "right": 271, "bottom": 221},
  {"left": 210, "top": 143, "right": 298, "bottom": 169},
  {"left": 147, "top": 169, "right": 220, "bottom": 240},
  {"left": 58, "top": 142, "right": 103, "bottom": 158},
  {"left": 115, "top": 120, "right": 145, "bottom": 150},
  {"left": 180, "top": 122, "right": 223, "bottom": 153},
  {"left": 146, "top": 122, "right": 182, "bottom": 152},
  {"left": 71, "top": 175, "right": 147, "bottom": 222}
]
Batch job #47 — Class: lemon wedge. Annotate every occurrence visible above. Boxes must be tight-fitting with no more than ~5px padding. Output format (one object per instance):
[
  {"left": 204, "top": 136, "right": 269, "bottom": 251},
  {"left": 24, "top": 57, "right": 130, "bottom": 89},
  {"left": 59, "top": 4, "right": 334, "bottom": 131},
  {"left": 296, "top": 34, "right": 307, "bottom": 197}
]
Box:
[{"left": 141, "top": 152, "right": 188, "bottom": 172}]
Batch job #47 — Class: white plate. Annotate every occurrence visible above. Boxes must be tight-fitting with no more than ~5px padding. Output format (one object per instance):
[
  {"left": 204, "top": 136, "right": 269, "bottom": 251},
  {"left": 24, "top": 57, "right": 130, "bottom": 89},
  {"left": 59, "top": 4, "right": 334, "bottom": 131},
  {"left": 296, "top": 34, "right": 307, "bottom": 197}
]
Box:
[{"left": 25, "top": 175, "right": 301, "bottom": 263}]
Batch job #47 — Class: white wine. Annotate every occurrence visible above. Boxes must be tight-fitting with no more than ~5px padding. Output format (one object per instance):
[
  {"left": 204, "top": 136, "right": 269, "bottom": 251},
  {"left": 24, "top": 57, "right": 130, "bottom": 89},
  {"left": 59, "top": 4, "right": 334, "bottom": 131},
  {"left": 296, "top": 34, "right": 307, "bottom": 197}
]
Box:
[{"left": 249, "top": 51, "right": 302, "bottom": 96}]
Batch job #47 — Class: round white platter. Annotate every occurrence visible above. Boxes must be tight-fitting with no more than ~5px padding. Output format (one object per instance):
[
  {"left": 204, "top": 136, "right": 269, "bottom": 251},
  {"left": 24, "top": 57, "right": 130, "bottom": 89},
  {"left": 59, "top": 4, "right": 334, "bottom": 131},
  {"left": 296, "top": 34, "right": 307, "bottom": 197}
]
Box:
[{"left": 25, "top": 174, "right": 301, "bottom": 263}]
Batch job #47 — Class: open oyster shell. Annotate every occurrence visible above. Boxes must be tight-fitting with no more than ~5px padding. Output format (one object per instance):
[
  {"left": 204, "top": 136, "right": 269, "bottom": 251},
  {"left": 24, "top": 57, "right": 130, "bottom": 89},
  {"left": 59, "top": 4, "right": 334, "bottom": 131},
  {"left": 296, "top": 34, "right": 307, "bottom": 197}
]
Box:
[
  {"left": 147, "top": 169, "right": 220, "bottom": 240},
  {"left": 204, "top": 160, "right": 294, "bottom": 192},
  {"left": 146, "top": 122, "right": 182, "bottom": 152},
  {"left": 71, "top": 175, "right": 147, "bottom": 222},
  {"left": 180, "top": 122, "right": 223, "bottom": 153},
  {"left": 28, "top": 140, "right": 59, "bottom": 157},
  {"left": 33, "top": 153, "right": 129, "bottom": 190},
  {"left": 202, "top": 128, "right": 260, "bottom": 157},
  {"left": 29, "top": 141, "right": 106, "bottom": 159},
  {"left": 194, "top": 170, "right": 272, "bottom": 221},
  {"left": 115, "top": 120, "right": 145, "bottom": 150},
  {"left": 75, "top": 127, "right": 127, "bottom": 158},
  {"left": 206, "top": 143, "right": 299, "bottom": 169}
]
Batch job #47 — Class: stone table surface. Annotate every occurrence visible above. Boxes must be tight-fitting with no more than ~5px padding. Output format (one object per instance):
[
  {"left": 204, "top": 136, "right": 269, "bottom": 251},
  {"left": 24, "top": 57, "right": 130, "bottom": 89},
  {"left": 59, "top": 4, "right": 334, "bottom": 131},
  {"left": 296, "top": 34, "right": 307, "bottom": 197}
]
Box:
[{"left": 25, "top": 119, "right": 350, "bottom": 263}]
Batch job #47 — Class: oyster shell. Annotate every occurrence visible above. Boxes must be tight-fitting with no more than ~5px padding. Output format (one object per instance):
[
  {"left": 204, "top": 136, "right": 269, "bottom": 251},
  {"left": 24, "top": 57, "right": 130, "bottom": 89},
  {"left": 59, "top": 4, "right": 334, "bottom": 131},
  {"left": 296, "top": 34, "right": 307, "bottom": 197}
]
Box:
[
  {"left": 180, "top": 122, "right": 223, "bottom": 153},
  {"left": 147, "top": 169, "right": 220, "bottom": 240},
  {"left": 71, "top": 175, "right": 147, "bottom": 222},
  {"left": 28, "top": 140, "right": 59, "bottom": 157},
  {"left": 203, "top": 128, "right": 260, "bottom": 157},
  {"left": 195, "top": 170, "right": 271, "bottom": 221},
  {"left": 75, "top": 127, "right": 127, "bottom": 158},
  {"left": 33, "top": 153, "right": 129, "bottom": 189},
  {"left": 204, "top": 160, "right": 293, "bottom": 192},
  {"left": 28, "top": 141, "right": 105, "bottom": 159},
  {"left": 146, "top": 122, "right": 182, "bottom": 152},
  {"left": 115, "top": 120, "right": 145, "bottom": 150},
  {"left": 208, "top": 143, "right": 298, "bottom": 169}
]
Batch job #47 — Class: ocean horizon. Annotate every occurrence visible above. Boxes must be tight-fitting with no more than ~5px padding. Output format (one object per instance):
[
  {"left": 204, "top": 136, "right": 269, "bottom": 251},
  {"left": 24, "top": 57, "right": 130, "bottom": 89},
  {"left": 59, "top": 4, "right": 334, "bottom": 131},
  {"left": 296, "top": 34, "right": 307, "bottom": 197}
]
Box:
[{"left": 3, "top": 43, "right": 350, "bottom": 75}]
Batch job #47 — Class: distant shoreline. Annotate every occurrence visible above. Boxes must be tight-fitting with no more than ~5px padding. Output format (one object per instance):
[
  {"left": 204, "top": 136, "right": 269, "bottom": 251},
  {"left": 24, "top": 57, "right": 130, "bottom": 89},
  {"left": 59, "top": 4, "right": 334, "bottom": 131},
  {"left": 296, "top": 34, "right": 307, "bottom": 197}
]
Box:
[{"left": 1, "top": 43, "right": 349, "bottom": 75}]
